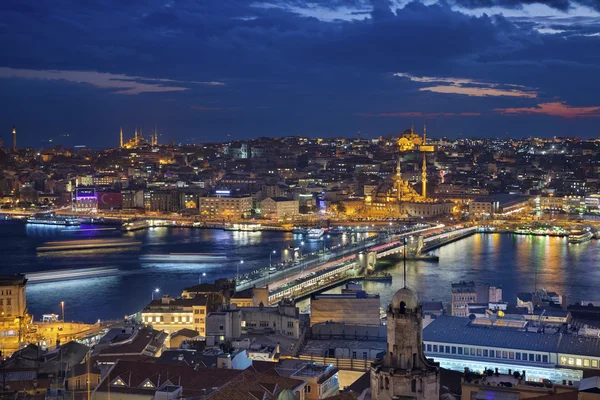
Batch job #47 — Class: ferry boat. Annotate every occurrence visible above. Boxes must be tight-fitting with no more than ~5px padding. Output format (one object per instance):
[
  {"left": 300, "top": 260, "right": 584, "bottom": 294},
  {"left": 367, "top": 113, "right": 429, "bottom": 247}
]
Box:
[
  {"left": 140, "top": 253, "right": 227, "bottom": 263},
  {"left": 37, "top": 238, "right": 141, "bottom": 252},
  {"left": 122, "top": 219, "right": 148, "bottom": 232},
  {"left": 307, "top": 228, "right": 325, "bottom": 239},
  {"left": 223, "top": 223, "right": 262, "bottom": 232},
  {"left": 567, "top": 230, "right": 593, "bottom": 244},
  {"left": 27, "top": 213, "right": 81, "bottom": 226}
]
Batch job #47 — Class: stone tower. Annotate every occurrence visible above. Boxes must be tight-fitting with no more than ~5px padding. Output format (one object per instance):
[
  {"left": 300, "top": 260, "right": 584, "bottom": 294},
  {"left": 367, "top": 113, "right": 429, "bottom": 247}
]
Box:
[{"left": 370, "top": 287, "right": 440, "bottom": 399}]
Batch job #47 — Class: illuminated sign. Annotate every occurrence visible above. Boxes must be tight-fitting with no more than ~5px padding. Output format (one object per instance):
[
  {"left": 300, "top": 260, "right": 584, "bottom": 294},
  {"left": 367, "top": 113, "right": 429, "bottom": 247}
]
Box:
[
  {"left": 75, "top": 188, "right": 96, "bottom": 199},
  {"left": 215, "top": 190, "right": 231, "bottom": 196}
]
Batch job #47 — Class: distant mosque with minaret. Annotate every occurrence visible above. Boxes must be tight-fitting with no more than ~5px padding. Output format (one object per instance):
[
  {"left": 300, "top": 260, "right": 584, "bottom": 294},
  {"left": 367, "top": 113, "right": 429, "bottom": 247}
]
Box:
[
  {"left": 120, "top": 126, "right": 159, "bottom": 149},
  {"left": 365, "top": 123, "right": 453, "bottom": 218}
]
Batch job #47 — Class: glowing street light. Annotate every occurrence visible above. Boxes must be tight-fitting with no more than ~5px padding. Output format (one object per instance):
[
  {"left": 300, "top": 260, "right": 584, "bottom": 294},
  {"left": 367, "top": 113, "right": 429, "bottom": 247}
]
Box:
[
  {"left": 152, "top": 288, "right": 160, "bottom": 301},
  {"left": 237, "top": 260, "right": 244, "bottom": 285},
  {"left": 199, "top": 272, "right": 207, "bottom": 284},
  {"left": 60, "top": 301, "right": 65, "bottom": 323}
]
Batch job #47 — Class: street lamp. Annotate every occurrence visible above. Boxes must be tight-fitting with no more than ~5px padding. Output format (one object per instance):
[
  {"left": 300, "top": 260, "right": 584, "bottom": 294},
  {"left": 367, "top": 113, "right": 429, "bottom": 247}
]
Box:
[
  {"left": 199, "top": 272, "right": 206, "bottom": 284},
  {"left": 152, "top": 288, "right": 160, "bottom": 301},
  {"left": 60, "top": 301, "right": 64, "bottom": 323},
  {"left": 267, "top": 250, "right": 277, "bottom": 286},
  {"left": 237, "top": 260, "right": 244, "bottom": 285},
  {"left": 300, "top": 241, "right": 305, "bottom": 258}
]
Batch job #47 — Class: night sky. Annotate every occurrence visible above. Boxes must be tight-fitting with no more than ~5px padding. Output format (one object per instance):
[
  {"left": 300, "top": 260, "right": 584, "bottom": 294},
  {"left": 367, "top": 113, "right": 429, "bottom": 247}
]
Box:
[{"left": 1, "top": 0, "right": 600, "bottom": 147}]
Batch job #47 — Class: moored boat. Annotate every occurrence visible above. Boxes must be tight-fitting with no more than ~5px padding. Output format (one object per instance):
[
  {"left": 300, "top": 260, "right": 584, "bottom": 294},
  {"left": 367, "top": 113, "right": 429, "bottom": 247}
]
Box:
[
  {"left": 27, "top": 212, "right": 81, "bottom": 226},
  {"left": 568, "top": 230, "right": 593, "bottom": 244}
]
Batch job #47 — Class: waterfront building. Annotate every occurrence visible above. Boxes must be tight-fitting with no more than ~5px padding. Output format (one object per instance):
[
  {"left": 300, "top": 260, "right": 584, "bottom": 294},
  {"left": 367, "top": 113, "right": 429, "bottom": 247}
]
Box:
[
  {"left": 422, "top": 315, "right": 600, "bottom": 383},
  {"left": 141, "top": 294, "right": 221, "bottom": 338},
  {"left": 0, "top": 274, "right": 28, "bottom": 355},
  {"left": 198, "top": 193, "right": 253, "bottom": 219},
  {"left": 310, "top": 291, "right": 381, "bottom": 327},
  {"left": 73, "top": 187, "right": 98, "bottom": 212},
  {"left": 260, "top": 197, "right": 299, "bottom": 221},
  {"left": 370, "top": 287, "right": 440, "bottom": 400},
  {"left": 468, "top": 194, "right": 530, "bottom": 217}
]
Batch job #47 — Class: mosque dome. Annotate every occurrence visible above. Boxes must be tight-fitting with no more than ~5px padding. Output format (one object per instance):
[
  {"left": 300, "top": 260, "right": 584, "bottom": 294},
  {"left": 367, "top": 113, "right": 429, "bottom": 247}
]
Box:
[
  {"left": 277, "top": 389, "right": 296, "bottom": 400},
  {"left": 391, "top": 287, "right": 419, "bottom": 311}
]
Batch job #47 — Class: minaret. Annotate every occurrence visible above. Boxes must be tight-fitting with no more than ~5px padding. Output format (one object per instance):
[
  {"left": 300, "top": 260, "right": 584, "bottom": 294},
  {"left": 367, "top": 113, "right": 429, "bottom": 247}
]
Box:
[
  {"left": 422, "top": 153, "right": 427, "bottom": 199},
  {"left": 396, "top": 156, "right": 403, "bottom": 201},
  {"left": 421, "top": 122, "right": 427, "bottom": 199},
  {"left": 119, "top": 127, "right": 123, "bottom": 148},
  {"left": 12, "top": 126, "right": 16, "bottom": 151}
]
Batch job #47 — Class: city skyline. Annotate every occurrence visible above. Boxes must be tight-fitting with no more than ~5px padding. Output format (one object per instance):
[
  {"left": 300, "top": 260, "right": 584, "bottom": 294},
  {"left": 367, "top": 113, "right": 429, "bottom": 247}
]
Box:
[{"left": 2, "top": 0, "right": 600, "bottom": 147}]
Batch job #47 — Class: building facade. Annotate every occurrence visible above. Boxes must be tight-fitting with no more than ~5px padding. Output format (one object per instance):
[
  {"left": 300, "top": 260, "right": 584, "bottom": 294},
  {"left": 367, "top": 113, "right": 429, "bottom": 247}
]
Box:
[{"left": 370, "top": 288, "right": 440, "bottom": 400}]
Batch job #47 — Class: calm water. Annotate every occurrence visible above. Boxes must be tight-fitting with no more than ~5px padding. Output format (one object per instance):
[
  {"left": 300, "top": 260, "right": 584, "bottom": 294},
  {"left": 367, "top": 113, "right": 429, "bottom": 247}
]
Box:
[
  {"left": 300, "top": 233, "right": 600, "bottom": 312},
  {"left": 2, "top": 222, "right": 599, "bottom": 322},
  {"left": 0, "top": 222, "right": 364, "bottom": 322}
]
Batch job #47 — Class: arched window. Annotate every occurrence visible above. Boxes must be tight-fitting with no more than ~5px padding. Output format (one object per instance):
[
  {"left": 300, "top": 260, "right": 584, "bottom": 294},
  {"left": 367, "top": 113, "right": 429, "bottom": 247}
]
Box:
[
  {"left": 411, "top": 379, "right": 417, "bottom": 392},
  {"left": 400, "top": 301, "right": 406, "bottom": 314},
  {"left": 384, "top": 377, "right": 389, "bottom": 390}
]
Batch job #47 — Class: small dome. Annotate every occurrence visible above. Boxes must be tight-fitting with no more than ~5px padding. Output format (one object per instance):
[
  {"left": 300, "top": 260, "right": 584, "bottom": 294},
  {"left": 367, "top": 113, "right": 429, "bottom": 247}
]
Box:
[
  {"left": 391, "top": 287, "right": 419, "bottom": 310},
  {"left": 277, "top": 389, "right": 296, "bottom": 400}
]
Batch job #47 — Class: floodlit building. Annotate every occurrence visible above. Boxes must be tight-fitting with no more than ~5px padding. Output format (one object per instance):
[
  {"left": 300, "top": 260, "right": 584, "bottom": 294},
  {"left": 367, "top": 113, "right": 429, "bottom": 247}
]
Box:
[
  {"left": 370, "top": 287, "right": 440, "bottom": 399},
  {"left": 198, "top": 193, "right": 253, "bottom": 218},
  {"left": 260, "top": 197, "right": 299, "bottom": 220}
]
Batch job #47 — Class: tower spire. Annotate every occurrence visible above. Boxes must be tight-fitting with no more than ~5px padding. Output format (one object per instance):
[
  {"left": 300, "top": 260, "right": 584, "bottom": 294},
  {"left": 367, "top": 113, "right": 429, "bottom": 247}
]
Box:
[
  {"left": 12, "top": 126, "right": 16, "bottom": 152},
  {"left": 119, "top": 126, "right": 123, "bottom": 148},
  {"left": 422, "top": 152, "right": 427, "bottom": 199},
  {"left": 423, "top": 121, "right": 427, "bottom": 145}
]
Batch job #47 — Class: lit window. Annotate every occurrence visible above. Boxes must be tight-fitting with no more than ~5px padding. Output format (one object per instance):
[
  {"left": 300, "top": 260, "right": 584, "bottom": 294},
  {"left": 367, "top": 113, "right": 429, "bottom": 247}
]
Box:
[
  {"left": 584, "top": 359, "right": 590, "bottom": 367},
  {"left": 592, "top": 360, "right": 598, "bottom": 368},
  {"left": 568, "top": 358, "right": 575, "bottom": 365},
  {"left": 576, "top": 358, "right": 583, "bottom": 367},
  {"left": 111, "top": 378, "right": 127, "bottom": 387}
]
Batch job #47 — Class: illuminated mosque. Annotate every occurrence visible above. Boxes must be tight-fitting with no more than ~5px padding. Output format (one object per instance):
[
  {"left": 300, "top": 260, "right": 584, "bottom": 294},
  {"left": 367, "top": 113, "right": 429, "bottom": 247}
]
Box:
[
  {"left": 119, "top": 126, "right": 158, "bottom": 149},
  {"left": 365, "top": 124, "right": 452, "bottom": 217}
]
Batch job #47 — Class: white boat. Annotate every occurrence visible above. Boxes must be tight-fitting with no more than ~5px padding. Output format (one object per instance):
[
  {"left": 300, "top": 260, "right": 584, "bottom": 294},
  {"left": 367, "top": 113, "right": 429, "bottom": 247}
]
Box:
[
  {"left": 27, "top": 213, "right": 81, "bottom": 226},
  {"left": 122, "top": 219, "right": 148, "bottom": 231},
  {"left": 140, "top": 253, "right": 228, "bottom": 263},
  {"left": 307, "top": 228, "right": 325, "bottom": 239},
  {"left": 568, "top": 231, "right": 593, "bottom": 244}
]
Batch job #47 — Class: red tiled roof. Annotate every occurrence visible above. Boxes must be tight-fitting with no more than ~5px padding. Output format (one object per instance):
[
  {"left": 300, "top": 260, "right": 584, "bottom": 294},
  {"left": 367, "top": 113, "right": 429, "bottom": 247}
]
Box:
[
  {"left": 95, "top": 360, "right": 243, "bottom": 397},
  {"left": 98, "top": 327, "right": 165, "bottom": 356},
  {"left": 208, "top": 370, "right": 305, "bottom": 400}
]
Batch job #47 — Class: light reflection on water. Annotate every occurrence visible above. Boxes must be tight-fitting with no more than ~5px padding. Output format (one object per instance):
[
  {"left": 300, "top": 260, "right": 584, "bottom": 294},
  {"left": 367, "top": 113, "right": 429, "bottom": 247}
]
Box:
[
  {"left": 3, "top": 224, "right": 599, "bottom": 324},
  {"left": 297, "top": 233, "right": 600, "bottom": 313},
  {"left": 1, "top": 223, "right": 370, "bottom": 322}
]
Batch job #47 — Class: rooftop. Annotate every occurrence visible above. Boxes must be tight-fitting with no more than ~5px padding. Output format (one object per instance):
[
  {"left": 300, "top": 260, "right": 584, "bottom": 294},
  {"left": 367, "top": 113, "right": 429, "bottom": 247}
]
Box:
[
  {"left": 424, "top": 316, "right": 600, "bottom": 358},
  {"left": 0, "top": 274, "right": 27, "bottom": 286}
]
